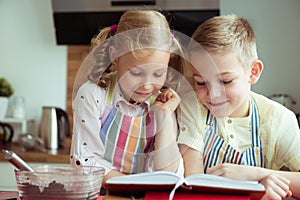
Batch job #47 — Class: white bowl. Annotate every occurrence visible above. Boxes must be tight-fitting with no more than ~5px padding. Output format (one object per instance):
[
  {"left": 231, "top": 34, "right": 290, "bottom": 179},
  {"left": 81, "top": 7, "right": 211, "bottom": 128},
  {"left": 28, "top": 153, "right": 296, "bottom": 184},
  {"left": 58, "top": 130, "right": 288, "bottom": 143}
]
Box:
[{"left": 14, "top": 164, "right": 105, "bottom": 200}]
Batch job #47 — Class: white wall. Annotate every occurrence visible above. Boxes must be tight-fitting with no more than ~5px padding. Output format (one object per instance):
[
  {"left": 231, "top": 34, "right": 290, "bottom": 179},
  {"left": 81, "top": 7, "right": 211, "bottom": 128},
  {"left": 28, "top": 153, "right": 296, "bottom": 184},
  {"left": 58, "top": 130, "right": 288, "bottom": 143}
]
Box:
[
  {"left": 221, "top": 0, "right": 300, "bottom": 114},
  {"left": 0, "top": 0, "right": 67, "bottom": 135}
]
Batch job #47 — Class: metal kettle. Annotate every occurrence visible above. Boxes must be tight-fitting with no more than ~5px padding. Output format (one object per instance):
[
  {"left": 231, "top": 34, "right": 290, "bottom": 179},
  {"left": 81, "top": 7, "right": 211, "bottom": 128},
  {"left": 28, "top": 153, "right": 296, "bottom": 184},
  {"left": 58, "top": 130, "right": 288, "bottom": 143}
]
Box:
[{"left": 39, "top": 106, "right": 70, "bottom": 150}]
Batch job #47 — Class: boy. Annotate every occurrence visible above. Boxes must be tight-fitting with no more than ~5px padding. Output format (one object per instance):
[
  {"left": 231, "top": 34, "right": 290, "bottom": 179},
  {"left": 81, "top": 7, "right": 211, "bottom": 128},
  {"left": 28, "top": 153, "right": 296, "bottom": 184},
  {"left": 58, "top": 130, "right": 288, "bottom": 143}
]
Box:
[{"left": 178, "top": 14, "right": 300, "bottom": 199}]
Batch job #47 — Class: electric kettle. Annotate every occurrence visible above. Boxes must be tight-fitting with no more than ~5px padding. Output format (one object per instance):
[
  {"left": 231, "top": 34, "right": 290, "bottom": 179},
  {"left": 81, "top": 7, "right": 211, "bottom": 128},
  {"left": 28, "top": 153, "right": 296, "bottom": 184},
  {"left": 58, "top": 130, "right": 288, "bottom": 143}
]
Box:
[{"left": 39, "top": 106, "right": 70, "bottom": 150}]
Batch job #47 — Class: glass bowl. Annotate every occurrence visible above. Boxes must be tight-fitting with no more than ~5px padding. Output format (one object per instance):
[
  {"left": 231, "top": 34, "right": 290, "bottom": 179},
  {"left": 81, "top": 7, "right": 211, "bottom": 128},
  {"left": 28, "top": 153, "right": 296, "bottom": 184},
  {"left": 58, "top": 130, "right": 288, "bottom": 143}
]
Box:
[{"left": 14, "top": 164, "right": 105, "bottom": 200}]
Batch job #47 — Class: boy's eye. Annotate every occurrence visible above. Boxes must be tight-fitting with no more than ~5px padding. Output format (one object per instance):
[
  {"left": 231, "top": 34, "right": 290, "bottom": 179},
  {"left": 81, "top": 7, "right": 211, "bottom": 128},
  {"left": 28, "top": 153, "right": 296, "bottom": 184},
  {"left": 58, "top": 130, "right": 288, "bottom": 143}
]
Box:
[{"left": 221, "top": 80, "right": 233, "bottom": 85}]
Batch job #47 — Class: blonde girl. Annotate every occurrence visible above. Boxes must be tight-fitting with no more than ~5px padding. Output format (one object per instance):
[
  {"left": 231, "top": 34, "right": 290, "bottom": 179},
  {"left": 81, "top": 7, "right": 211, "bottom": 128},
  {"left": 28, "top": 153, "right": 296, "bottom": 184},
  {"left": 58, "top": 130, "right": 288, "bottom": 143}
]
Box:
[{"left": 71, "top": 10, "right": 187, "bottom": 186}]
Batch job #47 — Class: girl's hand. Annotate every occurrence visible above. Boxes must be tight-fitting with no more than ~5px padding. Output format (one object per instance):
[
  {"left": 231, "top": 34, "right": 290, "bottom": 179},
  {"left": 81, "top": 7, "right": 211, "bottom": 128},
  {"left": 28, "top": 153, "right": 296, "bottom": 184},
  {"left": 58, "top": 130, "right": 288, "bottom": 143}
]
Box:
[
  {"left": 154, "top": 88, "right": 180, "bottom": 113},
  {"left": 151, "top": 88, "right": 180, "bottom": 133}
]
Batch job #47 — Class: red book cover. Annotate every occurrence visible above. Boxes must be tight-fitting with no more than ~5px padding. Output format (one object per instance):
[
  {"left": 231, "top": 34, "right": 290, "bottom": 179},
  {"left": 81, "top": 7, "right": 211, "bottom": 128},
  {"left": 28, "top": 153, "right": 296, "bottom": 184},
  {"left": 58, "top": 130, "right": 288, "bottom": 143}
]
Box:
[{"left": 145, "top": 192, "right": 251, "bottom": 200}]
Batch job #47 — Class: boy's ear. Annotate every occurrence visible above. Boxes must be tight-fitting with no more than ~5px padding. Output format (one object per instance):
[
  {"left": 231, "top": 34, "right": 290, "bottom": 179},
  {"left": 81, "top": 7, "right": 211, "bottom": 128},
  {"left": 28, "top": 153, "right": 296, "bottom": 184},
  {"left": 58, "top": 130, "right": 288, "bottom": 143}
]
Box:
[{"left": 249, "top": 60, "right": 264, "bottom": 84}]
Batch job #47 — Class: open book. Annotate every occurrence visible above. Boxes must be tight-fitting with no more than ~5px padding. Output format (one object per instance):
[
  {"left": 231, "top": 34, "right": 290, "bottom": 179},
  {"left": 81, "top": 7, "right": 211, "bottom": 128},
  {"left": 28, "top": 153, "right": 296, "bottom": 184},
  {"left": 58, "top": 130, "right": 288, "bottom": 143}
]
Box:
[{"left": 105, "top": 171, "right": 265, "bottom": 199}]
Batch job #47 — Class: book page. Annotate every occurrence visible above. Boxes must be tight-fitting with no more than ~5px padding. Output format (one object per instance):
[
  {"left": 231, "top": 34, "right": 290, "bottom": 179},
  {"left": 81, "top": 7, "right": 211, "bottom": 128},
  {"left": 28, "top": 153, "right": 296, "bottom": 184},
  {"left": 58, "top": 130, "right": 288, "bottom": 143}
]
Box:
[
  {"left": 184, "top": 174, "right": 265, "bottom": 192},
  {"left": 106, "top": 171, "right": 181, "bottom": 185}
]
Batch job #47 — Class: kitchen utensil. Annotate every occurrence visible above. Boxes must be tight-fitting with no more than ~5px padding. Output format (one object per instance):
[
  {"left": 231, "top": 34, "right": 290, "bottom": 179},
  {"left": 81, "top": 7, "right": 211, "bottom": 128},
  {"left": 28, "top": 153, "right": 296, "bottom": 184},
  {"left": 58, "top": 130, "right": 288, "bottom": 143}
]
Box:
[
  {"left": 18, "top": 133, "right": 44, "bottom": 151},
  {"left": 15, "top": 164, "right": 105, "bottom": 200},
  {"left": 269, "top": 94, "right": 296, "bottom": 110},
  {"left": 2, "top": 150, "right": 34, "bottom": 172},
  {"left": 0, "top": 122, "right": 14, "bottom": 144},
  {"left": 39, "top": 106, "right": 70, "bottom": 150}
]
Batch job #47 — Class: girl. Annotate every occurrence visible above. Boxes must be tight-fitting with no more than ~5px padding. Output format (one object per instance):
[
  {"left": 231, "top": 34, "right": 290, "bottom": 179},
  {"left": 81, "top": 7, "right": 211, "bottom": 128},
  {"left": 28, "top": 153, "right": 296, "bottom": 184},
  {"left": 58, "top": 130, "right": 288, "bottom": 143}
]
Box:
[{"left": 70, "top": 10, "right": 186, "bottom": 185}]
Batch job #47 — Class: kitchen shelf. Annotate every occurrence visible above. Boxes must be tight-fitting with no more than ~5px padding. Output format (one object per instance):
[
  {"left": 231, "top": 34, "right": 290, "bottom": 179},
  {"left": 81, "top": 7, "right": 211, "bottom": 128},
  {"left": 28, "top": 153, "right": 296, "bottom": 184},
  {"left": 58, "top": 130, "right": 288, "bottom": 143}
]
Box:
[{"left": 0, "top": 118, "right": 35, "bottom": 142}]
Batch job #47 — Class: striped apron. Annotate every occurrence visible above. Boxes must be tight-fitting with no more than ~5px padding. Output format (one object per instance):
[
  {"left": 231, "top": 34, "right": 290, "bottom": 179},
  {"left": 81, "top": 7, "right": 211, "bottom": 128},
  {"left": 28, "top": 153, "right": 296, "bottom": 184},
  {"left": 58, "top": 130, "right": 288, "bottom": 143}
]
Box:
[
  {"left": 99, "top": 75, "right": 156, "bottom": 174},
  {"left": 203, "top": 98, "right": 264, "bottom": 172}
]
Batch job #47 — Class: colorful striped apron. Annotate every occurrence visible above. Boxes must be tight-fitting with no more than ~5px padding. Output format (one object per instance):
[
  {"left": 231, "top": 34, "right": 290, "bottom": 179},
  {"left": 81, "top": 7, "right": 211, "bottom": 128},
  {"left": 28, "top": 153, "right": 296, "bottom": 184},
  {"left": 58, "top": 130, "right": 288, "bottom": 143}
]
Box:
[
  {"left": 203, "top": 98, "right": 264, "bottom": 172},
  {"left": 99, "top": 74, "right": 156, "bottom": 174}
]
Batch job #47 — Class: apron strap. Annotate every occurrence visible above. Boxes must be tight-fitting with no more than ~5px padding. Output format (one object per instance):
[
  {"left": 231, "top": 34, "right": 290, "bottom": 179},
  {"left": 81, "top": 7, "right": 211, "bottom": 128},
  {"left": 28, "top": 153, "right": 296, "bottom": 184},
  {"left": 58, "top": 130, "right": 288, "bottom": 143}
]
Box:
[
  {"left": 205, "top": 110, "right": 217, "bottom": 133},
  {"left": 106, "top": 73, "right": 117, "bottom": 104},
  {"left": 250, "top": 97, "right": 260, "bottom": 147}
]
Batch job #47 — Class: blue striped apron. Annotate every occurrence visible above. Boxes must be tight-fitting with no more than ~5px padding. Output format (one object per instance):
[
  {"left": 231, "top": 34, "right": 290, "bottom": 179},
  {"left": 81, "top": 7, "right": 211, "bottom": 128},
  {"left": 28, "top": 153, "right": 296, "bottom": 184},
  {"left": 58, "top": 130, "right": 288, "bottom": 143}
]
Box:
[{"left": 203, "top": 98, "right": 264, "bottom": 172}]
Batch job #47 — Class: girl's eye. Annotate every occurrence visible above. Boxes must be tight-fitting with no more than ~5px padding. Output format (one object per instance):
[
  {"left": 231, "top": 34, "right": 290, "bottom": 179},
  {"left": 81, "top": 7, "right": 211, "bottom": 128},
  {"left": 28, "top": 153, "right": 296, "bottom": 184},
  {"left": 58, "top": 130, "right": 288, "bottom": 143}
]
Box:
[
  {"left": 130, "top": 70, "right": 142, "bottom": 76},
  {"left": 193, "top": 76, "right": 207, "bottom": 86},
  {"left": 154, "top": 71, "right": 166, "bottom": 78},
  {"left": 154, "top": 73, "right": 163, "bottom": 78},
  {"left": 196, "top": 81, "right": 207, "bottom": 86}
]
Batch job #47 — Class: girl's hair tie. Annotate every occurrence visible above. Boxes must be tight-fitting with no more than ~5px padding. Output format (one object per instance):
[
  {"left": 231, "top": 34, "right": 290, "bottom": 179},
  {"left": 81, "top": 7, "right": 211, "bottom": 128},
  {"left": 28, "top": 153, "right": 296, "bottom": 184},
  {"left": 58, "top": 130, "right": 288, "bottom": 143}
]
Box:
[
  {"left": 171, "top": 31, "right": 174, "bottom": 39},
  {"left": 110, "top": 24, "right": 117, "bottom": 33}
]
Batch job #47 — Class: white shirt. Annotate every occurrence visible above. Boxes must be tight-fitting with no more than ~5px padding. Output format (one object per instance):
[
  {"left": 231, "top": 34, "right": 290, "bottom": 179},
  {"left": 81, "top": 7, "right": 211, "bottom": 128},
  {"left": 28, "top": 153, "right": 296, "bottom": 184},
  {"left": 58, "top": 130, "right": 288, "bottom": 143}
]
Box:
[
  {"left": 71, "top": 80, "right": 184, "bottom": 176},
  {"left": 177, "top": 91, "right": 300, "bottom": 171}
]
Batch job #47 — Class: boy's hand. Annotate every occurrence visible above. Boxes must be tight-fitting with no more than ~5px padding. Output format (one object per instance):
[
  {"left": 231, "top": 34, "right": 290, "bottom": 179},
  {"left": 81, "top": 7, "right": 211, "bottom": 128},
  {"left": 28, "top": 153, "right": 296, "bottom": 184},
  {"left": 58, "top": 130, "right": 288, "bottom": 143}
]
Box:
[
  {"left": 260, "top": 174, "right": 292, "bottom": 200},
  {"left": 207, "top": 163, "right": 292, "bottom": 199},
  {"left": 207, "top": 163, "right": 254, "bottom": 180}
]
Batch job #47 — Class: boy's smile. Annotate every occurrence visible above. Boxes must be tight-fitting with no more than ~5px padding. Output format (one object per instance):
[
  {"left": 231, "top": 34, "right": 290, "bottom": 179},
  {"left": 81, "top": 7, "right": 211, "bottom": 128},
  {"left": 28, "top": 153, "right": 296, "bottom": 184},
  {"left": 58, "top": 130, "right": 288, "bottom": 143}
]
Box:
[{"left": 190, "top": 50, "right": 252, "bottom": 118}]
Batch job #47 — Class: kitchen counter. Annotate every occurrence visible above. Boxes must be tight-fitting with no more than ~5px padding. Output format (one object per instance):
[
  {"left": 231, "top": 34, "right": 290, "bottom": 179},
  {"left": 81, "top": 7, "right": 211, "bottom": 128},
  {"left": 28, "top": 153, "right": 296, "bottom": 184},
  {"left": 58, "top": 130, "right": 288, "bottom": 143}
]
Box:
[{"left": 0, "top": 142, "right": 70, "bottom": 164}]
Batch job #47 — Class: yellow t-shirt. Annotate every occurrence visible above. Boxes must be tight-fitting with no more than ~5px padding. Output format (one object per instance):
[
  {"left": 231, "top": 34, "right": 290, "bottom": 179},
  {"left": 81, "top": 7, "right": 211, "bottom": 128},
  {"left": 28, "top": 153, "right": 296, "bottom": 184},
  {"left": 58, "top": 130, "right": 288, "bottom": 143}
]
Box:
[{"left": 177, "top": 91, "right": 300, "bottom": 171}]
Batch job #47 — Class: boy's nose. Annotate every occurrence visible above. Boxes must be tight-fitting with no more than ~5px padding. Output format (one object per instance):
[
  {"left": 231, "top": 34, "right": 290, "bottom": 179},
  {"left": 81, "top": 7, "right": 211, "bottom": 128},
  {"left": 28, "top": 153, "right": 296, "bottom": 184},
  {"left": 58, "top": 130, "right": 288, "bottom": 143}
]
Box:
[{"left": 208, "top": 85, "right": 222, "bottom": 98}]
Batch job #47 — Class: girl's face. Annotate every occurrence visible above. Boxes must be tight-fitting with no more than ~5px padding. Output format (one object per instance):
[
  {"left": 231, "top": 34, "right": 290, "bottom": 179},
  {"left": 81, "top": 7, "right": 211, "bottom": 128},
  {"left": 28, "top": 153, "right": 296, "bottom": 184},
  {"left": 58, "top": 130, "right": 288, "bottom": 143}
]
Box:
[
  {"left": 116, "top": 50, "right": 170, "bottom": 103},
  {"left": 190, "top": 51, "right": 252, "bottom": 118}
]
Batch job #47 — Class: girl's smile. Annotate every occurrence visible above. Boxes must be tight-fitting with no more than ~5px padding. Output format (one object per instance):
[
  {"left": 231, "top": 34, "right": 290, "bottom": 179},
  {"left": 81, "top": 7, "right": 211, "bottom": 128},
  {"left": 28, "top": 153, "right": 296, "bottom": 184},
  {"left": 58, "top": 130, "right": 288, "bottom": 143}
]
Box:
[{"left": 114, "top": 49, "right": 170, "bottom": 103}]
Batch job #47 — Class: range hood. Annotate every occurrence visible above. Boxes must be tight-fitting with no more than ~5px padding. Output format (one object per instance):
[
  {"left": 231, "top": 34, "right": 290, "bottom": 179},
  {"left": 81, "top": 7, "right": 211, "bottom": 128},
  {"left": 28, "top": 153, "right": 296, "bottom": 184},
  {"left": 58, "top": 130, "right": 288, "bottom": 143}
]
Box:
[{"left": 52, "top": 0, "right": 219, "bottom": 45}]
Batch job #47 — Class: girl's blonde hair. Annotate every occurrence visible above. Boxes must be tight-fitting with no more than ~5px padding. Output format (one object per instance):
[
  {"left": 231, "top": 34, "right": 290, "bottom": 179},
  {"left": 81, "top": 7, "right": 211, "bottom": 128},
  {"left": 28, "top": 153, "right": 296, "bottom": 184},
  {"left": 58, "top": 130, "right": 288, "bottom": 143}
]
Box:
[
  {"left": 189, "top": 14, "right": 258, "bottom": 68},
  {"left": 88, "top": 10, "right": 186, "bottom": 89}
]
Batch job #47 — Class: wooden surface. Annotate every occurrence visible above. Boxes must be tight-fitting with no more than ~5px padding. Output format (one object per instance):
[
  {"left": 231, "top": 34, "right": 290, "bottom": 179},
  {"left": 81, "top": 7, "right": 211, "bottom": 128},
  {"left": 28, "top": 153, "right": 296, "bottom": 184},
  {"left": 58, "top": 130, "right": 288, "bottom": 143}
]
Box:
[{"left": 0, "top": 142, "right": 70, "bottom": 163}]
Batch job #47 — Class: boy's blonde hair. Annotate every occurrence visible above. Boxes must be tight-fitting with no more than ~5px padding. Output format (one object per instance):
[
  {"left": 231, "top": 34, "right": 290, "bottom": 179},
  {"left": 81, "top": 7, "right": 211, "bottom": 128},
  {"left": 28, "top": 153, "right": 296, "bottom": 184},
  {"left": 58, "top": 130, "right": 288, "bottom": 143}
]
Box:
[
  {"left": 189, "top": 14, "right": 258, "bottom": 68},
  {"left": 88, "top": 10, "right": 186, "bottom": 89}
]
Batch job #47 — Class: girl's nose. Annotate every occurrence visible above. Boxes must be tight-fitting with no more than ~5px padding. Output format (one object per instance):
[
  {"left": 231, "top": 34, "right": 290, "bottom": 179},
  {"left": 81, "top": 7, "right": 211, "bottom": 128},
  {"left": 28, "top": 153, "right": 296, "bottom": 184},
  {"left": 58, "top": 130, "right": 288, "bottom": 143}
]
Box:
[{"left": 142, "top": 83, "right": 153, "bottom": 90}]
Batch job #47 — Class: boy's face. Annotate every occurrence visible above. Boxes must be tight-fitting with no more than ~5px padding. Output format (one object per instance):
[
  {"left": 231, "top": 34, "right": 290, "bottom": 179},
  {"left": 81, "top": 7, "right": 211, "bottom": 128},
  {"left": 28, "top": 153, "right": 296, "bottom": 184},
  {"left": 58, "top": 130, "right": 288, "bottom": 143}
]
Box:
[
  {"left": 116, "top": 50, "right": 170, "bottom": 103},
  {"left": 190, "top": 51, "right": 252, "bottom": 118}
]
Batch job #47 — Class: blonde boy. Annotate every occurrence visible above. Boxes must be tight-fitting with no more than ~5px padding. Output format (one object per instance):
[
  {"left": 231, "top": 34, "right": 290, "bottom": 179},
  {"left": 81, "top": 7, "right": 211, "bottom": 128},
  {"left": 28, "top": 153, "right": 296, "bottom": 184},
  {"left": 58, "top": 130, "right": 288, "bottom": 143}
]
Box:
[{"left": 178, "top": 14, "right": 300, "bottom": 199}]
